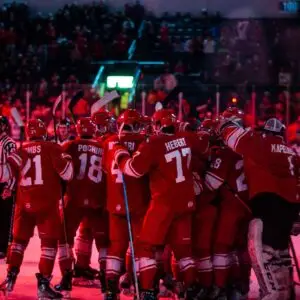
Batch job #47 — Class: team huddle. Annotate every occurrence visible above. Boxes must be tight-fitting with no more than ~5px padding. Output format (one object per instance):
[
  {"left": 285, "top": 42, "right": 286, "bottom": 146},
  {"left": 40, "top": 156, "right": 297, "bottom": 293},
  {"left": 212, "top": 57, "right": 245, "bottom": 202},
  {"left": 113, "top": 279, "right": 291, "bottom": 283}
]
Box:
[{"left": 0, "top": 106, "right": 299, "bottom": 300}]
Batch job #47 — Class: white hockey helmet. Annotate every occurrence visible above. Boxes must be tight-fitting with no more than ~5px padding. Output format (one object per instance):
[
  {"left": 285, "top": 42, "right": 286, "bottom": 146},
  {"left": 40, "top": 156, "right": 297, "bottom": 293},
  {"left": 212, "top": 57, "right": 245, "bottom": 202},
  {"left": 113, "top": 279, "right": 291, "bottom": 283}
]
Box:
[{"left": 263, "top": 118, "right": 285, "bottom": 133}]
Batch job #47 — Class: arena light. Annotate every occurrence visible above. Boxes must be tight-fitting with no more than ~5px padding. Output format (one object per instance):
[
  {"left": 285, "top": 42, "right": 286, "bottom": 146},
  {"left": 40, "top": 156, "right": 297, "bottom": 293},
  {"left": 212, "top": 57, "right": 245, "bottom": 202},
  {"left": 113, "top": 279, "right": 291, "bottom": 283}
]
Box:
[
  {"left": 106, "top": 76, "right": 134, "bottom": 89},
  {"left": 231, "top": 97, "right": 238, "bottom": 104}
]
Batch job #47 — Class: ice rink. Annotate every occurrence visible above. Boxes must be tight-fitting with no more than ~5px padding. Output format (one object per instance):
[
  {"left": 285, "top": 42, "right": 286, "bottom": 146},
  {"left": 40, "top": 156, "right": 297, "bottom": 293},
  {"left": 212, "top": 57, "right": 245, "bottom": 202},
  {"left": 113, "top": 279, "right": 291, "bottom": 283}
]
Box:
[{"left": 1, "top": 232, "right": 300, "bottom": 299}]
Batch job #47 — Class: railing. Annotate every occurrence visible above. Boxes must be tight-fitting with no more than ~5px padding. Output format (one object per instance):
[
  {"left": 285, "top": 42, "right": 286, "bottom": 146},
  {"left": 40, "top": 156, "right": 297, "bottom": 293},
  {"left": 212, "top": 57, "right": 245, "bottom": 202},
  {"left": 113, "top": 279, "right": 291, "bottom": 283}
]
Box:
[
  {"left": 132, "top": 82, "right": 300, "bottom": 127},
  {"left": 1, "top": 82, "right": 299, "bottom": 141}
]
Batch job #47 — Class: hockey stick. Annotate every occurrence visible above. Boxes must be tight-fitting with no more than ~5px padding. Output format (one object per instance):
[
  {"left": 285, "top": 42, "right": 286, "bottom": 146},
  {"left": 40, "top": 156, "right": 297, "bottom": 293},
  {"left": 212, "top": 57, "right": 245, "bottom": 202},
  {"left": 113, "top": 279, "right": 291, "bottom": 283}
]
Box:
[
  {"left": 67, "top": 90, "right": 84, "bottom": 125},
  {"left": 52, "top": 102, "right": 70, "bottom": 260},
  {"left": 289, "top": 237, "right": 300, "bottom": 285},
  {"left": 121, "top": 175, "right": 140, "bottom": 300},
  {"left": 223, "top": 182, "right": 252, "bottom": 214},
  {"left": 91, "top": 90, "right": 119, "bottom": 115}
]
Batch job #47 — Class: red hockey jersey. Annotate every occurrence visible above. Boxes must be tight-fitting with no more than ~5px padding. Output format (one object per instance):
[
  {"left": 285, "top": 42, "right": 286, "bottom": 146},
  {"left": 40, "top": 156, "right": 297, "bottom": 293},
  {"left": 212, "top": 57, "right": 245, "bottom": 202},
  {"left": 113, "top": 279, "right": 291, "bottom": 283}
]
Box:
[
  {"left": 222, "top": 126, "right": 299, "bottom": 203},
  {"left": 114, "top": 132, "right": 209, "bottom": 213},
  {"left": 17, "top": 141, "right": 73, "bottom": 212},
  {"left": 63, "top": 138, "right": 106, "bottom": 209},
  {"left": 205, "top": 146, "right": 249, "bottom": 208},
  {"left": 103, "top": 133, "right": 150, "bottom": 215}
]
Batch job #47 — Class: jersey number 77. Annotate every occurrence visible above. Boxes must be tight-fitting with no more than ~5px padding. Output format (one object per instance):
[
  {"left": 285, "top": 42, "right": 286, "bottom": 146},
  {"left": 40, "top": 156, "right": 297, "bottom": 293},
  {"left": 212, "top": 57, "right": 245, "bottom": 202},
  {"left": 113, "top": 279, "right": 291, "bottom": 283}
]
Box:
[{"left": 165, "top": 148, "right": 192, "bottom": 183}]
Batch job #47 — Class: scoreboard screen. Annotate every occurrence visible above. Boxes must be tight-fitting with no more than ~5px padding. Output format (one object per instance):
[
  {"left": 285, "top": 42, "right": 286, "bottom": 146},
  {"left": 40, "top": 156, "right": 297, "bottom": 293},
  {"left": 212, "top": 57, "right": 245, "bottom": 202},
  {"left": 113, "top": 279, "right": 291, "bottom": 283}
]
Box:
[
  {"left": 106, "top": 76, "right": 134, "bottom": 89},
  {"left": 279, "top": 1, "right": 300, "bottom": 13}
]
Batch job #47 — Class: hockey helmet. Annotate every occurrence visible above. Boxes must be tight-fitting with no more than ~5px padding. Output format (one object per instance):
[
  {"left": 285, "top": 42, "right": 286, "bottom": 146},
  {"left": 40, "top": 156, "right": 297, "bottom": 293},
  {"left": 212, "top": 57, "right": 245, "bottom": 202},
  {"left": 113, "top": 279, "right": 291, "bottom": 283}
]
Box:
[
  {"left": 263, "top": 118, "right": 286, "bottom": 134},
  {"left": 26, "top": 119, "right": 47, "bottom": 140},
  {"left": 76, "top": 117, "right": 97, "bottom": 137},
  {"left": 152, "top": 109, "right": 177, "bottom": 133},
  {"left": 92, "top": 109, "right": 113, "bottom": 135},
  {"left": 117, "top": 109, "right": 142, "bottom": 133}
]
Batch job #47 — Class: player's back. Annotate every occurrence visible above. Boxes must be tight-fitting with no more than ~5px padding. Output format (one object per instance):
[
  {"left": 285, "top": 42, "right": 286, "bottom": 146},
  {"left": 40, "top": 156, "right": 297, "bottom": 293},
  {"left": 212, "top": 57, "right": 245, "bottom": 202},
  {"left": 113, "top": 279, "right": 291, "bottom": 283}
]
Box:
[
  {"left": 18, "top": 141, "right": 71, "bottom": 212},
  {"left": 64, "top": 138, "right": 105, "bottom": 208},
  {"left": 147, "top": 132, "right": 196, "bottom": 212},
  {"left": 246, "top": 134, "right": 298, "bottom": 202},
  {"left": 213, "top": 147, "right": 249, "bottom": 203},
  {"left": 104, "top": 133, "right": 150, "bottom": 215}
]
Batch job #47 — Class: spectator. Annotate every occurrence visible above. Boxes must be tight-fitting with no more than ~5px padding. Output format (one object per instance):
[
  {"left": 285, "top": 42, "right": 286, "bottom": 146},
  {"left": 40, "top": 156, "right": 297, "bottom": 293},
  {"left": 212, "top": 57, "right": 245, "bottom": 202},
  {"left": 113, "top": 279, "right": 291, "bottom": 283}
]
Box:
[
  {"left": 160, "top": 22, "right": 169, "bottom": 43},
  {"left": 203, "top": 36, "right": 216, "bottom": 54},
  {"left": 174, "top": 60, "right": 186, "bottom": 75},
  {"left": 173, "top": 37, "right": 184, "bottom": 52}
]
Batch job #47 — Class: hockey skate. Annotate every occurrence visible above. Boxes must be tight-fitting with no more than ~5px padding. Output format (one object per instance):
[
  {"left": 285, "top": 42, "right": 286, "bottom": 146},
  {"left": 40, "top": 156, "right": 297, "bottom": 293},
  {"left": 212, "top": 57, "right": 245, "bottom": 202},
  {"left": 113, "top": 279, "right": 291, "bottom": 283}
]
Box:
[
  {"left": 157, "top": 276, "right": 176, "bottom": 299},
  {"left": 206, "top": 285, "right": 227, "bottom": 300},
  {"left": 185, "top": 284, "right": 206, "bottom": 300},
  {"left": 54, "top": 269, "right": 73, "bottom": 299},
  {"left": 72, "top": 264, "right": 100, "bottom": 288},
  {"left": 140, "top": 290, "right": 156, "bottom": 300},
  {"left": 173, "top": 281, "right": 185, "bottom": 300},
  {"left": 99, "top": 269, "right": 107, "bottom": 292},
  {"left": 106, "top": 279, "right": 119, "bottom": 300},
  {"left": 0, "top": 267, "right": 19, "bottom": 298},
  {"left": 36, "top": 273, "right": 63, "bottom": 300},
  {"left": 227, "top": 283, "right": 249, "bottom": 300}
]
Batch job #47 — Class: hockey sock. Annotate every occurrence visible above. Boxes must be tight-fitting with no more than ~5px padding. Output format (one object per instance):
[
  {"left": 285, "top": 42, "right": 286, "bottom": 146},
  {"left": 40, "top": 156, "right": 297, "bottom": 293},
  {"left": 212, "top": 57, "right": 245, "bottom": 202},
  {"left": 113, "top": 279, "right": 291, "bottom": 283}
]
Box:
[
  {"left": 213, "top": 252, "right": 231, "bottom": 288},
  {"left": 39, "top": 239, "right": 58, "bottom": 278},
  {"left": 106, "top": 255, "right": 124, "bottom": 280},
  {"left": 99, "top": 248, "right": 107, "bottom": 272},
  {"left": 75, "top": 236, "right": 93, "bottom": 268},
  {"left": 177, "top": 257, "right": 196, "bottom": 287},
  {"left": 139, "top": 257, "right": 157, "bottom": 290},
  {"left": 58, "top": 243, "right": 74, "bottom": 274},
  {"left": 196, "top": 249, "right": 213, "bottom": 287},
  {"left": 8, "top": 239, "right": 28, "bottom": 272}
]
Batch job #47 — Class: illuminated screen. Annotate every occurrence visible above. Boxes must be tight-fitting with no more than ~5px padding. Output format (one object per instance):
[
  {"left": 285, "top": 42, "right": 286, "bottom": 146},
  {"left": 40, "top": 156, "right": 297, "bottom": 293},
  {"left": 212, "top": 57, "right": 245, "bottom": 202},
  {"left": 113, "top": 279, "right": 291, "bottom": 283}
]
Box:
[{"left": 106, "top": 76, "right": 134, "bottom": 89}]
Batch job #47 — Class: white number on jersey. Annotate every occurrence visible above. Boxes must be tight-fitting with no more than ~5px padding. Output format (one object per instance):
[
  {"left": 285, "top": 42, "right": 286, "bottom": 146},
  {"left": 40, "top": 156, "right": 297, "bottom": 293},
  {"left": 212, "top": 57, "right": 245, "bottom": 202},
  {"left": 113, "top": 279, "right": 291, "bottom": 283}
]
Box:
[
  {"left": 211, "top": 158, "right": 222, "bottom": 169},
  {"left": 111, "top": 160, "right": 123, "bottom": 183},
  {"left": 235, "top": 160, "right": 247, "bottom": 192},
  {"left": 165, "top": 147, "right": 192, "bottom": 183},
  {"left": 77, "top": 153, "right": 102, "bottom": 183},
  {"left": 20, "top": 155, "right": 44, "bottom": 186},
  {"left": 288, "top": 155, "right": 295, "bottom": 176}
]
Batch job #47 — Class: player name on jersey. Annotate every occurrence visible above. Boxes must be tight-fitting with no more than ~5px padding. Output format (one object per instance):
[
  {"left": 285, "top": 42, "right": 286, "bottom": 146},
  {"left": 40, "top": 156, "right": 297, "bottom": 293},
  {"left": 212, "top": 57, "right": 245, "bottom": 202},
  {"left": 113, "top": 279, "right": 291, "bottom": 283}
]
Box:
[
  {"left": 78, "top": 144, "right": 103, "bottom": 155},
  {"left": 109, "top": 140, "right": 136, "bottom": 152},
  {"left": 25, "top": 145, "right": 41, "bottom": 154},
  {"left": 271, "top": 144, "right": 294, "bottom": 154},
  {"left": 165, "top": 138, "right": 187, "bottom": 152}
]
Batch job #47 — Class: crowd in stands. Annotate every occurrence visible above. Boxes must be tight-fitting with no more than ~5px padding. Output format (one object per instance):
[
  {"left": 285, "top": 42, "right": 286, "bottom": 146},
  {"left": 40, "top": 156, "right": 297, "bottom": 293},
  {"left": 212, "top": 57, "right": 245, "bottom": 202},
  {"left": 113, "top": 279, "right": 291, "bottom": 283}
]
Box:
[
  {"left": 1, "top": 2, "right": 300, "bottom": 144},
  {"left": 139, "top": 16, "right": 300, "bottom": 84},
  {"left": 138, "top": 15, "right": 300, "bottom": 132},
  {"left": 0, "top": 1, "right": 143, "bottom": 125}
]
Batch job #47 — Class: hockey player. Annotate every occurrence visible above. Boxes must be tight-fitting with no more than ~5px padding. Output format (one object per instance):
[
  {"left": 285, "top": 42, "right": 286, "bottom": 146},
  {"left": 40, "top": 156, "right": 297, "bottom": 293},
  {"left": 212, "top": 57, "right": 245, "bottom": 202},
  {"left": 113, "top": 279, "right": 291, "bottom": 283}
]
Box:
[
  {"left": 204, "top": 139, "right": 251, "bottom": 299},
  {"left": 55, "top": 117, "right": 108, "bottom": 298},
  {"left": 93, "top": 109, "right": 115, "bottom": 139},
  {"left": 192, "top": 119, "right": 220, "bottom": 298},
  {"left": 102, "top": 109, "right": 150, "bottom": 299},
  {"left": 218, "top": 117, "right": 300, "bottom": 300},
  {"left": 0, "top": 116, "right": 17, "bottom": 259},
  {"left": 0, "top": 119, "right": 74, "bottom": 299},
  {"left": 72, "top": 110, "right": 114, "bottom": 289},
  {"left": 111, "top": 109, "right": 209, "bottom": 300},
  {"left": 52, "top": 119, "right": 73, "bottom": 145}
]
